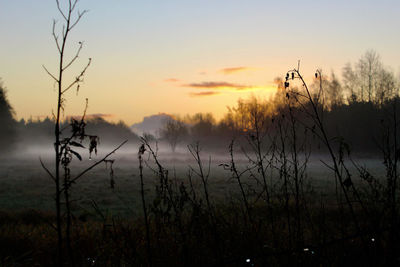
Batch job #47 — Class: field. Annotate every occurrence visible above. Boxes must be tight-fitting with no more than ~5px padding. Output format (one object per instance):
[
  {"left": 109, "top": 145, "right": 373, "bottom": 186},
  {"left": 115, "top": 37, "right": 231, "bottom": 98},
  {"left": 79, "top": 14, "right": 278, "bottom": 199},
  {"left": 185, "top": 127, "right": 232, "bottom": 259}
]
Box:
[
  {"left": 0, "top": 145, "right": 396, "bottom": 266},
  {"left": 0, "top": 146, "right": 386, "bottom": 217}
]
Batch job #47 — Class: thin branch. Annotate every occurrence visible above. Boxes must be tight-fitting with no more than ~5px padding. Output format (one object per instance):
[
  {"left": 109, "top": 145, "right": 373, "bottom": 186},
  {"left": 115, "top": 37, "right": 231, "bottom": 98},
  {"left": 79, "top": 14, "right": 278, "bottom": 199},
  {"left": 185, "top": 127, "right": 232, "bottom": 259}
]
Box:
[
  {"left": 56, "top": 0, "right": 68, "bottom": 21},
  {"left": 320, "top": 158, "right": 338, "bottom": 173},
  {"left": 62, "top": 24, "right": 66, "bottom": 39},
  {"left": 40, "top": 157, "right": 56, "bottom": 182},
  {"left": 71, "top": 0, "right": 79, "bottom": 11},
  {"left": 69, "top": 140, "right": 128, "bottom": 184},
  {"left": 206, "top": 156, "right": 211, "bottom": 181},
  {"left": 188, "top": 166, "right": 201, "bottom": 178},
  {"left": 81, "top": 98, "right": 88, "bottom": 122},
  {"left": 43, "top": 65, "right": 59, "bottom": 82},
  {"left": 52, "top": 20, "right": 62, "bottom": 53},
  {"left": 70, "top": 10, "right": 88, "bottom": 30},
  {"left": 62, "top": 41, "right": 84, "bottom": 71},
  {"left": 62, "top": 58, "right": 91, "bottom": 94}
]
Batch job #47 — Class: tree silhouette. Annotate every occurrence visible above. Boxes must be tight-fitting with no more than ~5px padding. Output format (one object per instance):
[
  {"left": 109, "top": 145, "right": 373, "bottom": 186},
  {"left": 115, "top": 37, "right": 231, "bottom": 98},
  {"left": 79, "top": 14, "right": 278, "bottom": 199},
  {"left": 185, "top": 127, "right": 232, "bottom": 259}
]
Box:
[
  {"left": 342, "top": 50, "right": 395, "bottom": 104},
  {"left": 160, "top": 118, "right": 187, "bottom": 152},
  {"left": 0, "top": 80, "right": 16, "bottom": 153}
]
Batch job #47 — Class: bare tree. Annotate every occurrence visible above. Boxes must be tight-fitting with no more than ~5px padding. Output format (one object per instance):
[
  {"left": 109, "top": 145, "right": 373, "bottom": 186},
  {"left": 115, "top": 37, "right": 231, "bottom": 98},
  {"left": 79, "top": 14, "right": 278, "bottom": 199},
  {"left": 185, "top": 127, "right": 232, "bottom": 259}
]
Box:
[
  {"left": 376, "top": 68, "right": 396, "bottom": 105},
  {"left": 342, "top": 62, "right": 358, "bottom": 103},
  {"left": 326, "top": 72, "right": 343, "bottom": 108},
  {"left": 160, "top": 118, "right": 187, "bottom": 152},
  {"left": 343, "top": 50, "right": 398, "bottom": 105},
  {"left": 343, "top": 50, "right": 382, "bottom": 103},
  {"left": 358, "top": 50, "right": 381, "bottom": 102}
]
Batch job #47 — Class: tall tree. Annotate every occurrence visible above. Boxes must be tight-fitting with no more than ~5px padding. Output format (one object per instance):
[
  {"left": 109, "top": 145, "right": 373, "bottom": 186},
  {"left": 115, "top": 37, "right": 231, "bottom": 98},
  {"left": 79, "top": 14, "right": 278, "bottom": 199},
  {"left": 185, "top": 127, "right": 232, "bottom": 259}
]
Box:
[
  {"left": 375, "top": 67, "right": 396, "bottom": 105},
  {"left": 160, "top": 118, "right": 187, "bottom": 152},
  {"left": 342, "top": 62, "right": 358, "bottom": 103},
  {"left": 358, "top": 50, "right": 381, "bottom": 102},
  {"left": 342, "top": 50, "right": 398, "bottom": 105},
  {"left": 0, "top": 80, "right": 16, "bottom": 153},
  {"left": 343, "top": 50, "right": 384, "bottom": 103},
  {"left": 326, "top": 72, "right": 343, "bottom": 108}
]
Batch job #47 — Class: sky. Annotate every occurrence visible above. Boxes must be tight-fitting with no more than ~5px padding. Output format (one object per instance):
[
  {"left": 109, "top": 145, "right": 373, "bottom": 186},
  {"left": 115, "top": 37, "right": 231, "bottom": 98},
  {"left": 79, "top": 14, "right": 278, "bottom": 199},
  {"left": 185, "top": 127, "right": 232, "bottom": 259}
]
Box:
[{"left": 1, "top": 0, "right": 399, "bottom": 125}]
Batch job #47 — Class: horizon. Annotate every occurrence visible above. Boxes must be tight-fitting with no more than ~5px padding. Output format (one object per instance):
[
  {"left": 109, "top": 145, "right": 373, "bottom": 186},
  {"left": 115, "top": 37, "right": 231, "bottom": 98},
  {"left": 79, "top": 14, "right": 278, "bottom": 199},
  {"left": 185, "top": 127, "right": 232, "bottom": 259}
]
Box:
[{"left": 1, "top": 0, "right": 400, "bottom": 125}]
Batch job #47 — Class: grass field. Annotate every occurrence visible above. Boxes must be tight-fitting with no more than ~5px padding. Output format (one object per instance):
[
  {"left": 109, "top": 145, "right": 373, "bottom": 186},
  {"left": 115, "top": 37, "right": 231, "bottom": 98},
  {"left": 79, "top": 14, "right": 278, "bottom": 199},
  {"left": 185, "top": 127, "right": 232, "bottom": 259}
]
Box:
[
  {"left": 0, "top": 148, "right": 386, "bottom": 217},
  {"left": 0, "top": 147, "right": 396, "bottom": 266}
]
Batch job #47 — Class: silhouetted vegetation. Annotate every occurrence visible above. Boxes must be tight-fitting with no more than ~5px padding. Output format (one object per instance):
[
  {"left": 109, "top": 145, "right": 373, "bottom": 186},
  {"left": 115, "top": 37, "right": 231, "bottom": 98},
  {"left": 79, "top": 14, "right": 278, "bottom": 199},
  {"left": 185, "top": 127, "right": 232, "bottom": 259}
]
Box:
[
  {"left": 1, "top": 0, "right": 400, "bottom": 264},
  {"left": 154, "top": 51, "right": 398, "bottom": 157},
  {"left": 16, "top": 116, "right": 138, "bottom": 150},
  {"left": 0, "top": 80, "right": 17, "bottom": 153},
  {"left": 36, "top": 1, "right": 128, "bottom": 265}
]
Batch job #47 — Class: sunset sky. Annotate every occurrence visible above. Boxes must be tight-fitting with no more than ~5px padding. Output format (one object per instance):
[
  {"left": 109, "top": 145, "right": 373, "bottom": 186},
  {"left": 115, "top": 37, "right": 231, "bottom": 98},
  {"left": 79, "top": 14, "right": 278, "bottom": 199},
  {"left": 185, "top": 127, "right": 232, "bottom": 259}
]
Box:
[{"left": 1, "top": 0, "right": 399, "bottom": 125}]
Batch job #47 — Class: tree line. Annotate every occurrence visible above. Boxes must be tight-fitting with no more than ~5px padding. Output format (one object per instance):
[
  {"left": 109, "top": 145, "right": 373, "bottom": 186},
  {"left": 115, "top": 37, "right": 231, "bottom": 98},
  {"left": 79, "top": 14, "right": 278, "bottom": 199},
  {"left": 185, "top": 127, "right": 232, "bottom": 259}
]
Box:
[
  {"left": 159, "top": 50, "right": 399, "bottom": 154},
  {"left": 0, "top": 50, "right": 398, "bottom": 155}
]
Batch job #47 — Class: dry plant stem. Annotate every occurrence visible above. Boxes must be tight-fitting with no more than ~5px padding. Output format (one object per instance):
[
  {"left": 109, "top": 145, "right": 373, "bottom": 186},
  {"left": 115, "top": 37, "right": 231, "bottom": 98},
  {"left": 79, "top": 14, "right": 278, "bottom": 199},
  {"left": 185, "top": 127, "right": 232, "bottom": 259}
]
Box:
[
  {"left": 390, "top": 99, "right": 398, "bottom": 224},
  {"left": 288, "top": 104, "right": 303, "bottom": 248},
  {"left": 53, "top": 0, "right": 83, "bottom": 261},
  {"left": 62, "top": 152, "right": 73, "bottom": 264},
  {"left": 289, "top": 68, "right": 363, "bottom": 245},
  {"left": 380, "top": 98, "right": 399, "bottom": 262},
  {"left": 248, "top": 106, "right": 271, "bottom": 205},
  {"left": 229, "top": 140, "right": 252, "bottom": 224},
  {"left": 188, "top": 142, "right": 222, "bottom": 264},
  {"left": 390, "top": 99, "right": 399, "bottom": 262},
  {"left": 42, "top": 1, "right": 125, "bottom": 264},
  {"left": 141, "top": 137, "right": 169, "bottom": 249},
  {"left": 248, "top": 108, "right": 276, "bottom": 242},
  {"left": 142, "top": 138, "right": 166, "bottom": 189},
  {"left": 188, "top": 143, "right": 213, "bottom": 217},
  {"left": 138, "top": 144, "right": 152, "bottom": 266},
  {"left": 277, "top": 118, "right": 292, "bottom": 249},
  {"left": 68, "top": 140, "right": 127, "bottom": 185},
  {"left": 187, "top": 169, "right": 198, "bottom": 203}
]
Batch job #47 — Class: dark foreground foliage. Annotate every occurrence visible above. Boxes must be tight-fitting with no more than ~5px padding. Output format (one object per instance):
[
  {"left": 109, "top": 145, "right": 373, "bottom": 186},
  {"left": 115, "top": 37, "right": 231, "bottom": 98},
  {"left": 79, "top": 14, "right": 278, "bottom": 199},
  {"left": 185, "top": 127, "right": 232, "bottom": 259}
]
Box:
[{"left": 0, "top": 201, "right": 398, "bottom": 266}]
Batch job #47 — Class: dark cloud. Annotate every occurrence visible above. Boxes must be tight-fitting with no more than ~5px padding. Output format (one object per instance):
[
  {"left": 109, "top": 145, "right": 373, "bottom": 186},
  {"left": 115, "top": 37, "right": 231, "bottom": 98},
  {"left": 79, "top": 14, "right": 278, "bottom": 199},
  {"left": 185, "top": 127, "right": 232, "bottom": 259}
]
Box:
[
  {"left": 184, "top": 81, "right": 251, "bottom": 90},
  {"left": 189, "top": 91, "right": 220, "bottom": 97}
]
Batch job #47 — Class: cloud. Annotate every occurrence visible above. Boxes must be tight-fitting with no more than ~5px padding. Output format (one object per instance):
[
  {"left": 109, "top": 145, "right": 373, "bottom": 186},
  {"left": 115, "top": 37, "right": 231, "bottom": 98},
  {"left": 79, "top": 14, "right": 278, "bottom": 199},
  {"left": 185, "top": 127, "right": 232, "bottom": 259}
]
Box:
[
  {"left": 189, "top": 91, "right": 220, "bottom": 97},
  {"left": 219, "top": 67, "right": 250, "bottom": 75},
  {"left": 69, "top": 113, "right": 114, "bottom": 120},
  {"left": 184, "top": 81, "right": 252, "bottom": 90},
  {"left": 164, "top": 78, "right": 180, "bottom": 83},
  {"left": 183, "top": 82, "right": 249, "bottom": 90},
  {"left": 87, "top": 113, "right": 114, "bottom": 118}
]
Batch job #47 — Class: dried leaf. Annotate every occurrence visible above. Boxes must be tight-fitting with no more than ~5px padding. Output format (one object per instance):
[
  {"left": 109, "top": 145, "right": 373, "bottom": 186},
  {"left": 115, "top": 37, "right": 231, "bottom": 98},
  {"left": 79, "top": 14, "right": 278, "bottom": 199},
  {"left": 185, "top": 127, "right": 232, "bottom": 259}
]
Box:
[
  {"left": 138, "top": 144, "right": 146, "bottom": 155},
  {"left": 70, "top": 150, "right": 82, "bottom": 161},
  {"left": 70, "top": 141, "right": 85, "bottom": 148},
  {"left": 89, "top": 135, "right": 99, "bottom": 156}
]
